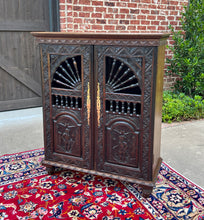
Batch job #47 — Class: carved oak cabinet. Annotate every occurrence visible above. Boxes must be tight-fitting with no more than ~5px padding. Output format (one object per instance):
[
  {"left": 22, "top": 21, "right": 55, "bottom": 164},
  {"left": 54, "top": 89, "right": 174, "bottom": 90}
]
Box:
[{"left": 33, "top": 32, "right": 169, "bottom": 197}]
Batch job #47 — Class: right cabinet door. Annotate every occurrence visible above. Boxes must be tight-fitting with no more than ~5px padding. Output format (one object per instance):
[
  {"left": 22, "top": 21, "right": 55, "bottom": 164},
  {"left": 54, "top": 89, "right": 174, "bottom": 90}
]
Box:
[{"left": 94, "top": 45, "right": 156, "bottom": 181}]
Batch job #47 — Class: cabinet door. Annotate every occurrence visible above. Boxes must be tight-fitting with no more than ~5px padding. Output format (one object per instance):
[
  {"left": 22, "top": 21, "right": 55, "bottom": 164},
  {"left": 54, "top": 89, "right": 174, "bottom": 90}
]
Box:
[
  {"left": 94, "top": 45, "right": 155, "bottom": 180},
  {"left": 41, "top": 44, "right": 93, "bottom": 170}
]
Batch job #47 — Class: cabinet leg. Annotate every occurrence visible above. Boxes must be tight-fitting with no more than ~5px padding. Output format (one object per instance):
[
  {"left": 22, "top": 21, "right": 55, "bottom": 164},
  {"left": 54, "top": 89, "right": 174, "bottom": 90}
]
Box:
[
  {"left": 46, "top": 165, "right": 55, "bottom": 175},
  {"left": 142, "top": 186, "right": 153, "bottom": 198}
]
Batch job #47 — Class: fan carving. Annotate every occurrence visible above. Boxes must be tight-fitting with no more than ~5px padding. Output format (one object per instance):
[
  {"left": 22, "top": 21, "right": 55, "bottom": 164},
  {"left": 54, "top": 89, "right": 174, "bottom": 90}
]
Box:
[
  {"left": 52, "top": 56, "right": 81, "bottom": 90},
  {"left": 106, "top": 56, "right": 141, "bottom": 95}
]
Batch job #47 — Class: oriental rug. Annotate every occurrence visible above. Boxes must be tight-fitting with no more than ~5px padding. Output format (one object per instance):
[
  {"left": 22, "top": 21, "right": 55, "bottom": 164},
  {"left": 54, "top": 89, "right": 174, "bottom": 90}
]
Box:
[{"left": 0, "top": 149, "right": 203, "bottom": 220}]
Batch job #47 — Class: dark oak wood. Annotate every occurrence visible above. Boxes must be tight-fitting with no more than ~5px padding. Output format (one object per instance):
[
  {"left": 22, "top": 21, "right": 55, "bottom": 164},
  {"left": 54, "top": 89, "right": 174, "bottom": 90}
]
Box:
[
  {"left": 33, "top": 32, "right": 169, "bottom": 197},
  {"left": 0, "top": 0, "right": 60, "bottom": 111}
]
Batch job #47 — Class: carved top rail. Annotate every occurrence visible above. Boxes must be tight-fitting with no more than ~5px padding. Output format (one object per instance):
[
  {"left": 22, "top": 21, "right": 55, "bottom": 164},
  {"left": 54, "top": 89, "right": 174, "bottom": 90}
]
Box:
[{"left": 32, "top": 32, "right": 170, "bottom": 46}]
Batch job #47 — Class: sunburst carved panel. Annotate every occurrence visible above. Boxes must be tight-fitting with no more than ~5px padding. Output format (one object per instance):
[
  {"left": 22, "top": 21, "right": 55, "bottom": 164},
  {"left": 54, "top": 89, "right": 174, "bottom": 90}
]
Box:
[
  {"left": 105, "top": 56, "right": 141, "bottom": 95},
  {"left": 52, "top": 55, "right": 81, "bottom": 90}
]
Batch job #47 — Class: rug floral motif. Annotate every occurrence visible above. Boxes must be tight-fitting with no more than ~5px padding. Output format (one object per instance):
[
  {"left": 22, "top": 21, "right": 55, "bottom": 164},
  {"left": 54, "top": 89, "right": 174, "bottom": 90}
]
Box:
[{"left": 0, "top": 149, "right": 203, "bottom": 220}]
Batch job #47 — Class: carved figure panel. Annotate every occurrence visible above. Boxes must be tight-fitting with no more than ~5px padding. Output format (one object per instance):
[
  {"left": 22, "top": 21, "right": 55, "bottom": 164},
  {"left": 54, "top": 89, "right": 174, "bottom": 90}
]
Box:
[
  {"left": 54, "top": 114, "right": 82, "bottom": 158},
  {"left": 106, "top": 121, "right": 139, "bottom": 168}
]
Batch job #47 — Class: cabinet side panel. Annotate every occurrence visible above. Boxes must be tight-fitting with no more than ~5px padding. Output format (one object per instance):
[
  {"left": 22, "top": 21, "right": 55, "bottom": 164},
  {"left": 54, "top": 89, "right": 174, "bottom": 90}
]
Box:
[{"left": 153, "top": 44, "right": 166, "bottom": 174}]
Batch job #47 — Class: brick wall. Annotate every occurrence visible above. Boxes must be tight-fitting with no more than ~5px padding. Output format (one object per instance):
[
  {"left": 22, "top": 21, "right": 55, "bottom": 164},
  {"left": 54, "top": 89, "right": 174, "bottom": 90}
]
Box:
[{"left": 59, "top": 0, "right": 188, "bottom": 90}]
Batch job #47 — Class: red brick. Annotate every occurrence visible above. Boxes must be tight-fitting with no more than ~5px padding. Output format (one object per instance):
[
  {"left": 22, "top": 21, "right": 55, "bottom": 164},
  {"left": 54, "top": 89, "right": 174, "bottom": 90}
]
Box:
[
  {"left": 137, "top": 15, "right": 146, "bottom": 20},
  {"left": 170, "top": 21, "right": 178, "bottom": 26},
  {"left": 175, "top": 16, "right": 182, "bottom": 21},
  {"left": 116, "top": 25, "right": 126, "bottom": 30},
  {"left": 60, "top": 18, "right": 66, "bottom": 23},
  {"left": 67, "top": 5, "right": 72, "bottom": 11},
  {"left": 151, "top": 20, "right": 160, "bottom": 25},
  {"left": 60, "top": 23, "right": 66, "bottom": 30},
  {"left": 127, "top": 14, "right": 136, "bottom": 19},
  {"left": 158, "top": 26, "right": 166, "bottom": 30},
  {"left": 170, "top": 11, "right": 178, "bottom": 15},
  {"left": 91, "top": 13, "right": 102, "bottom": 18},
  {"left": 96, "top": 19, "right": 106, "bottom": 24},
  {"left": 130, "top": 9, "right": 140, "bottom": 14},
  {"left": 167, "top": 6, "right": 176, "bottom": 10},
  {"left": 105, "top": 2, "right": 115, "bottom": 6},
  {"left": 161, "top": 0, "right": 169, "bottom": 3},
  {"left": 142, "top": 0, "right": 151, "bottom": 3},
  {"left": 167, "top": 16, "right": 175, "bottom": 20},
  {"left": 60, "top": 11, "right": 65, "bottom": 17},
  {"left": 78, "top": 0, "right": 90, "bottom": 4},
  {"left": 151, "top": 10, "right": 159, "bottom": 15},
  {"left": 147, "top": 15, "right": 156, "bottom": 20},
  {"left": 67, "top": 24, "right": 74, "bottom": 29},
  {"left": 79, "top": 12, "right": 90, "bottom": 17},
  {"left": 130, "top": 20, "right": 140, "bottom": 25},
  {"left": 104, "top": 14, "right": 114, "bottom": 19},
  {"left": 79, "top": 23, "right": 91, "bottom": 29},
  {"left": 92, "top": 1, "right": 103, "bottom": 6},
  {"left": 74, "top": 24, "right": 79, "bottom": 29},
  {"left": 128, "top": 3, "right": 137, "bottom": 7},
  {"left": 137, "top": 26, "right": 147, "bottom": 30},
  {"left": 104, "top": 25, "right": 115, "bottom": 30},
  {"left": 120, "top": 20, "right": 129, "bottom": 25},
  {"left": 73, "top": 6, "right": 81, "bottom": 11},
  {"left": 141, "top": 20, "right": 150, "bottom": 25},
  {"left": 84, "top": 18, "right": 95, "bottom": 24},
  {"left": 117, "top": 2, "right": 127, "bottom": 7},
  {"left": 157, "top": 16, "right": 166, "bottom": 20},
  {"left": 127, "top": 26, "right": 136, "bottom": 30},
  {"left": 115, "top": 14, "right": 126, "bottom": 19},
  {"left": 95, "top": 7, "right": 106, "bottom": 12},
  {"left": 120, "top": 9, "right": 129, "bottom": 14},
  {"left": 67, "top": 12, "right": 73, "bottom": 16},
  {"left": 74, "top": 18, "right": 83, "bottom": 23},
  {"left": 149, "top": 4, "right": 157, "bottom": 9},
  {"left": 169, "top": 1, "right": 179, "bottom": 5},
  {"left": 141, "top": 9, "right": 150, "bottom": 14},
  {"left": 161, "top": 21, "right": 168, "bottom": 25},
  {"left": 147, "top": 26, "right": 156, "bottom": 30},
  {"left": 108, "top": 20, "right": 118, "bottom": 25},
  {"left": 83, "top": 6, "right": 94, "bottom": 12},
  {"left": 108, "top": 8, "right": 118, "bottom": 13},
  {"left": 92, "top": 25, "right": 103, "bottom": 30},
  {"left": 59, "top": 5, "right": 65, "bottom": 10}
]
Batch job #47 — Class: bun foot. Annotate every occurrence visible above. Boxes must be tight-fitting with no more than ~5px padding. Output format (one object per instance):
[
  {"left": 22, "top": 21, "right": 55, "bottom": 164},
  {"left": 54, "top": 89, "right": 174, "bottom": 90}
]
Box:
[
  {"left": 142, "top": 186, "right": 153, "bottom": 198},
  {"left": 46, "top": 165, "right": 55, "bottom": 175}
]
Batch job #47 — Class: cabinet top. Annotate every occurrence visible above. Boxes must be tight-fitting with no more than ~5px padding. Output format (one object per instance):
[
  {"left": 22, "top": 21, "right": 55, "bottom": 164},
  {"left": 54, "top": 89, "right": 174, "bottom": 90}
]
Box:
[{"left": 32, "top": 32, "right": 170, "bottom": 46}]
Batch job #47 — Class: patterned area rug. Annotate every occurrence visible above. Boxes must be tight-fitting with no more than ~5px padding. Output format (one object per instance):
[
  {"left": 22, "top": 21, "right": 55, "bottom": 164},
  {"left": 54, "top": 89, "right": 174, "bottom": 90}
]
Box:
[{"left": 0, "top": 149, "right": 203, "bottom": 220}]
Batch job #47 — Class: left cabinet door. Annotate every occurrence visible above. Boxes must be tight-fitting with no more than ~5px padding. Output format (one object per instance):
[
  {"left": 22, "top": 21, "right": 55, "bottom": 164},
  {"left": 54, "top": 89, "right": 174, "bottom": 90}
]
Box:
[{"left": 41, "top": 44, "right": 94, "bottom": 170}]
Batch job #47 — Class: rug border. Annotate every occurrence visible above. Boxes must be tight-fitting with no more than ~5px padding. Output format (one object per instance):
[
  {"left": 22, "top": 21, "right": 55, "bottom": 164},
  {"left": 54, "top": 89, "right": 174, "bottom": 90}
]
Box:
[
  {"left": 0, "top": 148, "right": 44, "bottom": 158},
  {"left": 162, "top": 161, "right": 204, "bottom": 192}
]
